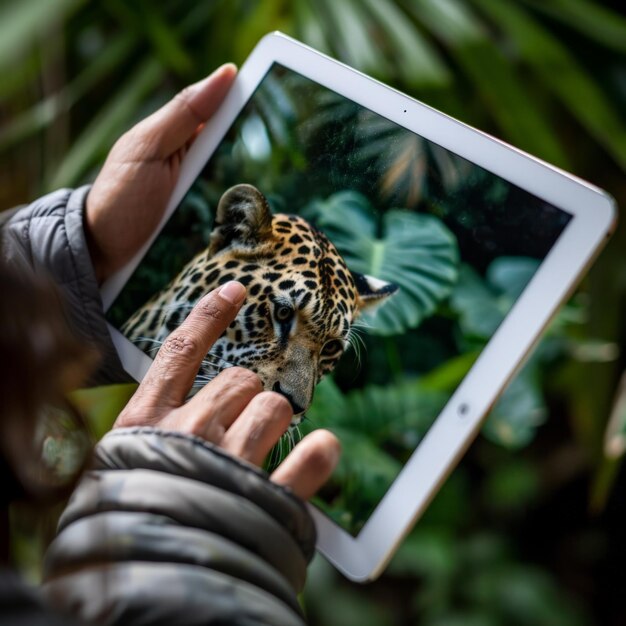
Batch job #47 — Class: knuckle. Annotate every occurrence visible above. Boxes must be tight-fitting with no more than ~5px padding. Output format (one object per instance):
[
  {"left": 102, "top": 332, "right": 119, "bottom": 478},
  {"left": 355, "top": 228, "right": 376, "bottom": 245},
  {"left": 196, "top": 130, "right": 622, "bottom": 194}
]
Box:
[
  {"left": 175, "top": 86, "right": 190, "bottom": 101},
  {"left": 115, "top": 125, "right": 139, "bottom": 147},
  {"left": 174, "top": 88, "right": 202, "bottom": 124},
  {"left": 219, "top": 366, "right": 262, "bottom": 390},
  {"left": 255, "top": 391, "right": 293, "bottom": 419},
  {"left": 175, "top": 87, "right": 193, "bottom": 106},
  {"left": 196, "top": 298, "right": 224, "bottom": 322},
  {"left": 161, "top": 332, "right": 199, "bottom": 358}
]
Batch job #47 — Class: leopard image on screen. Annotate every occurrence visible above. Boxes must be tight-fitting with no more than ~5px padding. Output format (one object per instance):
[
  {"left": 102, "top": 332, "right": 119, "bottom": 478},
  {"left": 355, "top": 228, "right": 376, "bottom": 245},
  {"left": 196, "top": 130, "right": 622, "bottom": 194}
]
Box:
[{"left": 122, "top": 184, "right": 397, "bottom": 422}]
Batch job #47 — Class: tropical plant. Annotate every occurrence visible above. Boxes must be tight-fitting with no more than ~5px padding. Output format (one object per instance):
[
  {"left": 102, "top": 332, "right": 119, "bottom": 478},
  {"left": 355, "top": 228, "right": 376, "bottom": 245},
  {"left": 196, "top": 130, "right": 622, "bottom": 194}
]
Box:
[
  {"left": 2, "top": 1, "right": 626, "bottom": 625},
  {"left": 303, "top": 191, "right": 459, "bottom": 335}
]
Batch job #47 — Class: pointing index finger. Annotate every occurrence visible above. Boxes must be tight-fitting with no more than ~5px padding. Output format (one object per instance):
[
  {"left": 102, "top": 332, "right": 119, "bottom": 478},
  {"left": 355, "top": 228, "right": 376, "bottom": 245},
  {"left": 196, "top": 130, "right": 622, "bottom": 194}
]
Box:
[{"left": 135, "top": 281, "right": 246, "bottom": 408}]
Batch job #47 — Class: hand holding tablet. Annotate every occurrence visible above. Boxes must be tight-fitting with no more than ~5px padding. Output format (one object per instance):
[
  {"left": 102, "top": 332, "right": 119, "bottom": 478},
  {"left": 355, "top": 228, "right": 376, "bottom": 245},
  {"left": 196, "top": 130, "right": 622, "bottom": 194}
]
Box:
[
  {"left": 101, "top": 33, "right": 616, "bottom": 581},
  {"left": 85, "top": 64, "right": 237, "bottom": 284}
]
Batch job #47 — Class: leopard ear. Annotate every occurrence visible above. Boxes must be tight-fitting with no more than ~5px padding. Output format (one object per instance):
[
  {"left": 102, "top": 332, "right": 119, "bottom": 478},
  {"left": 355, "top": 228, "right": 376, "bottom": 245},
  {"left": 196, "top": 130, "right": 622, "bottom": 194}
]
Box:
[
  {"left": 209, "top": 184, "right": 273, "bottom": 254},
  {"left": 352, "top": 271, "right": 398, "bottom": 311}
]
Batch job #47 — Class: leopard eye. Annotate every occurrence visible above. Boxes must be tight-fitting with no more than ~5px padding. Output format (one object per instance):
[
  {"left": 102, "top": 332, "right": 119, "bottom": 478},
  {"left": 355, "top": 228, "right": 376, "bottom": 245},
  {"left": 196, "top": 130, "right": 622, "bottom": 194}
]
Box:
[
  {"left": 274, "top": 304, "right": 294, "bottom": 323},
  {"left": 321, "top": 339, "right": 344, "bottom": 357}
]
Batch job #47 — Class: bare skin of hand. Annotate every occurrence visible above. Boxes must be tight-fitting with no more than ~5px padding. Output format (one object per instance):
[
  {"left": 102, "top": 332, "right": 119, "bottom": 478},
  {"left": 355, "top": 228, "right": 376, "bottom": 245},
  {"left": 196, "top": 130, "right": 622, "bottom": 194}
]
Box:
[
  {"left": 85, "top": 63, "right": 237, "bottom": 285},
  {"left": 115, "top": 281, "right": 341, "bottom": 500}
]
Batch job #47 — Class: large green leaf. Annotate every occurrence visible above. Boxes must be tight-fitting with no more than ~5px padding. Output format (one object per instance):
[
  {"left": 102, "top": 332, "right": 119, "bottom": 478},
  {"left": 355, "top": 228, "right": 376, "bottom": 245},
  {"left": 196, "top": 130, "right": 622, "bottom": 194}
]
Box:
[
  {"left": 450, "top": 264, "right": 504, "bottom": 339},
  {"left": 307, "top": 192, "right": 459, "bottom": 336},
  {"left": 451, "top": 257, "right": 539, "bottom": 338},
  {"left": 487, "top": 256, "right": 540, "bottom": 301},
  {"left": 452, "top": 257, "right": 596, "bottom": 362}
]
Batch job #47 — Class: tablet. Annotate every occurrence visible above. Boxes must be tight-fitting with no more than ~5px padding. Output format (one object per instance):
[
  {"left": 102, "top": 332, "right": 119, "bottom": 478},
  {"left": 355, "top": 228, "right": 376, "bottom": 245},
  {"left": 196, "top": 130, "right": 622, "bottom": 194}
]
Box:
[{"left": 101, "top": 32, "right": 616, "bottom": 582}]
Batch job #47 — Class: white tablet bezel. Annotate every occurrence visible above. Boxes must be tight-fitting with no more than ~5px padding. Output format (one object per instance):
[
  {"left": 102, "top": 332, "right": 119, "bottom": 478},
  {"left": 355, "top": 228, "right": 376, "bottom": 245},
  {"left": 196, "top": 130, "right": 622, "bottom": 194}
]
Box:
[{"left": 101, "top": 32, "right": 616, "bottom": 582}]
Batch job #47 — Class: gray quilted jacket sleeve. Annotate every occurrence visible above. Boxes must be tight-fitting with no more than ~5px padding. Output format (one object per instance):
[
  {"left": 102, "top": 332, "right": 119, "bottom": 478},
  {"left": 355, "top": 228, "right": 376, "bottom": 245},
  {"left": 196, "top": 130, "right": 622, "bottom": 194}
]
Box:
[
  {"left": 0, "top": 187, "right": 127, "bottom": 384},
  {"left": 42, "top": 428, "right": 315, "bottom": 626}
]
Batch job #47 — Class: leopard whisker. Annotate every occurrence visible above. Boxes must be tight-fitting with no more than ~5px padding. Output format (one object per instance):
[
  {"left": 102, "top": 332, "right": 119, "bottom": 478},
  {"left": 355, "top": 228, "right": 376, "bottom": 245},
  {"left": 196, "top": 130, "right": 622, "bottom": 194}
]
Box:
[
  {"left": 131, "top": 336, "right": 165, "bottom": 355},
  {"left": 346, "top": 333, "right": 361, "bottom": 359},
  {"left": 133, "top": 338, "right": 236, "bottom": 374},
  {"left": 350, "top": 323, "right": 367, "bottom": 336},
  {"left": 351, "top": 318, "right": 373, "bottom": 331},
  {"left": 268, "top": 444, "right": 279, "bottom": 472},
  {"left": 348, "top": 324, "right": 367, "bottom": 346},
  {"left": 192, "top": 373, "right": 218, "bottom": 383},
  {"left": 191, "top": 375, "right": 219, "bottom": 388},
  {"left": 148, "top": 301, "right": 197, "bottom": 314},
  {"left": 275, "top": 436, "right": 288, "bottom": 468},
  {"left": 346, "top": 328, "right": 366, "bottom": 367},
  {"left": 286, "top": 428, "right": 295, "bottom": 453},
  {"left": 292, "top": 424, "right": 303, "bottom": 446},
  {"left": 201, "top": 352, "right": 236, "bottom": 369}
]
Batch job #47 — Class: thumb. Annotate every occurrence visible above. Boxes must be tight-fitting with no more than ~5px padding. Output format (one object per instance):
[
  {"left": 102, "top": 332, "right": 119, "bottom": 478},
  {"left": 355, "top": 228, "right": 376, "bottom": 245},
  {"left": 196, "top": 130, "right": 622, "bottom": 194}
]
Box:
[{"left": 138, "top": 63, "right": 237, "bottom": 158}]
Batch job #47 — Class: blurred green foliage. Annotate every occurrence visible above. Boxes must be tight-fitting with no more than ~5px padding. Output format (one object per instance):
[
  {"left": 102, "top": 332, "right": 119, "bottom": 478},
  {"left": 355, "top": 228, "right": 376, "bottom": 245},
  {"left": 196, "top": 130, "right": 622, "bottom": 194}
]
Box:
[
  {"left": 2, "top": 0, "right": 626, "bottom": 201},
  {"left": 2, "top": 1, "right": 626, "bottom": 624}
]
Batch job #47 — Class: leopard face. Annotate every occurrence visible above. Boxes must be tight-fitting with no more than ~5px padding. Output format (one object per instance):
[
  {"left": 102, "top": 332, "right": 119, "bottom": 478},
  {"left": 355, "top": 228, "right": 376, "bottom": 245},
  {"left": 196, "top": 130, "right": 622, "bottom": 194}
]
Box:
[{"left": 122, "top": 184, "right": 397, "bottom": 422}]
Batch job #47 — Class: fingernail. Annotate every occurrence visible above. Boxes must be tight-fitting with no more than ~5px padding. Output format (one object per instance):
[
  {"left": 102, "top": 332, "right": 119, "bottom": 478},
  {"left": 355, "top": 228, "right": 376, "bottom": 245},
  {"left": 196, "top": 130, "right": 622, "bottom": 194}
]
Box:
[
  {"left": 218, "top": 281, "right": 246, "bottom": 304},
  {"left": 189, "top": 63, "right": 237, "bottom": 93},
  {"left": 218, "top": 62, "right": 238, "bottom": 75}
]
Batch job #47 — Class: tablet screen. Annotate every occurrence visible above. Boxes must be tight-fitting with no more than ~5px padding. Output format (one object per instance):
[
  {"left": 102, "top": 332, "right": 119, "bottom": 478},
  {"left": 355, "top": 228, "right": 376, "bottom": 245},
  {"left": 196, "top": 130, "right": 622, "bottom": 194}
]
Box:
[{"left": 106, "top": 63, "right": 571, "bottom": 535}]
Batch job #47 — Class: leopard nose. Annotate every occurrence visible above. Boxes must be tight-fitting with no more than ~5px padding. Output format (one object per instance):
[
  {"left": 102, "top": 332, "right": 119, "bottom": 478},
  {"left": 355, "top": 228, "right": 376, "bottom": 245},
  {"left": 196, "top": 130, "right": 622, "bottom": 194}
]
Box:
[{"left": 272, "top": 382, "right": 305, "bottom": 415}]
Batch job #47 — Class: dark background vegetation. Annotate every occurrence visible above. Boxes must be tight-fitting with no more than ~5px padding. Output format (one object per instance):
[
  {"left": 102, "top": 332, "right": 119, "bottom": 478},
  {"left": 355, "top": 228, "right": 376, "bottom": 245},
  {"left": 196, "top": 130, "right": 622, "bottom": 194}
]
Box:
[{"left": 1, "top": 1, "right": 626, "bottom": 624}]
